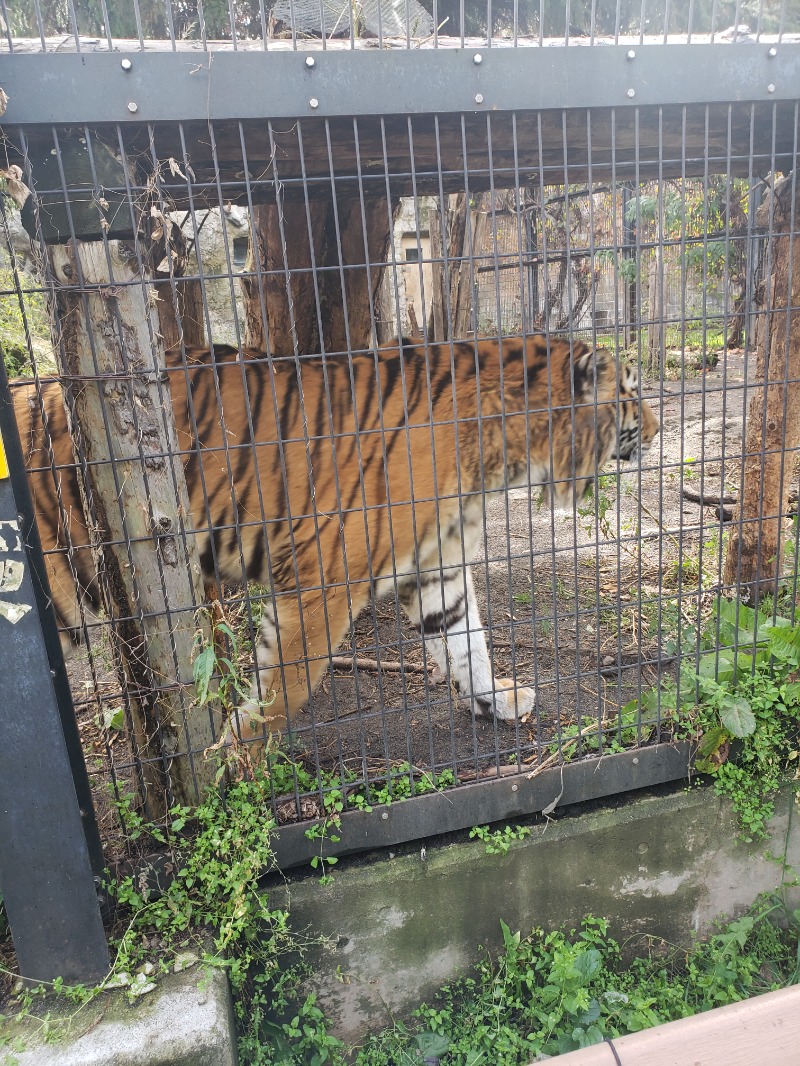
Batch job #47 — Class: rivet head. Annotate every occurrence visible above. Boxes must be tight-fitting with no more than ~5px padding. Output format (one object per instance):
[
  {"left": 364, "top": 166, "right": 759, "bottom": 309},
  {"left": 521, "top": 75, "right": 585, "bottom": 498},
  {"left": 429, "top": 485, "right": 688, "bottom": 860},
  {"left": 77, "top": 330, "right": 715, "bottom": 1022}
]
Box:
[
  {"left": 767, "top": 83, "right": 776, "bottom": 93},
  {"left": 632, "top": 756, "right": 640, "bottom": 765},
  {"left": 309, "top": 97, "right": 319, "bottom": 108},
  {"left": 768, "top": 46, "right": 777, "bottom": 57},
  {"left": 127, "top": 101, "right": 138, "bottom": 113},
  {"left": 626, "top": 88, "right": 636, "bottom": 98},
  {"left": 473, "top": 52, "right": 483, "bottom": 64},
  {"left": 381, "top": 811, "right": 389, "bottom": 820},
  {"left": 305, "top": 55, "right": 315, "bottom": 67},
  {"left": 475, "top": 92, "right": 484, "bottom": 104},
  {"left": 120, "top": 58, "right": 132, "bottom": 71},
  {"left": 627, "top": 49, "right": 636, "bottom": 59},
  {"left": 511, "top": 783, "right": 518, "bottom": 792}
]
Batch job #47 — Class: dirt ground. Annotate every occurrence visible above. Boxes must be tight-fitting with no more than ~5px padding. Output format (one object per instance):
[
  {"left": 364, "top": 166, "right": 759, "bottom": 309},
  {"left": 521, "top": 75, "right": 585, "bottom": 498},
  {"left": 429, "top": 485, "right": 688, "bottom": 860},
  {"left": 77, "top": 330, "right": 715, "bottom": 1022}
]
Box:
[{"left": 67, "top": 346, "right": 753, "bottom": 837}]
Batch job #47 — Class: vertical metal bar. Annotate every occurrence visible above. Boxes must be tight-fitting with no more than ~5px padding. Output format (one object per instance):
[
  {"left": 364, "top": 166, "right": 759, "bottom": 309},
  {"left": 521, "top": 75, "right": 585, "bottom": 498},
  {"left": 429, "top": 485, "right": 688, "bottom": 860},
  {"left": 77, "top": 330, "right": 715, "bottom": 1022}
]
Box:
[
  {"left": 483, "top": 111, "right": 518, "bottom": 772},
  {"left": 533, "top": 110, "right": 565, "bottom": 762},
  {"left": 233, "top": 124, "right": 319, "bottom": 810},
  {"left": 377, "top": 119, "right": 438, "bottom": 790},
  {"left": 428, "top": 117, "right": 479, "bottom": 774},
  {"left": 510, "top": 111, "right": 543, "bottom": 767},
  {"left": 584, "top": 109, "right": 607, "bottom": 748},
  {"left": 0, "top": 357, "right": 109, "bottom": 984}
]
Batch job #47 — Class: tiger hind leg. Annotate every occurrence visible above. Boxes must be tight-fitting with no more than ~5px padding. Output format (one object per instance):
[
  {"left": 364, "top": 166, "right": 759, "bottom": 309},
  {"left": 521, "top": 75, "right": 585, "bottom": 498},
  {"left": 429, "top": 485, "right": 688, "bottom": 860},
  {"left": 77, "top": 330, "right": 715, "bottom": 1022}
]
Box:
[{"left": 400, "top": 567, "right": 536, "bottom": 722}]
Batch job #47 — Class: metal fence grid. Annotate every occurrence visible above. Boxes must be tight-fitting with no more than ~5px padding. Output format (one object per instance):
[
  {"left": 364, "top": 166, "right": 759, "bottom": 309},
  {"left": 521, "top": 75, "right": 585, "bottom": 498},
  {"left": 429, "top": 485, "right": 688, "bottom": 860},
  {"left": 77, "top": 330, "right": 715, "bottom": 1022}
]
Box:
[
  {"left": 0, "top": 1, "right": 799, "bottom": 874},
  {"left": 3, "top": 0, "right": 800, "bottom": 50}
]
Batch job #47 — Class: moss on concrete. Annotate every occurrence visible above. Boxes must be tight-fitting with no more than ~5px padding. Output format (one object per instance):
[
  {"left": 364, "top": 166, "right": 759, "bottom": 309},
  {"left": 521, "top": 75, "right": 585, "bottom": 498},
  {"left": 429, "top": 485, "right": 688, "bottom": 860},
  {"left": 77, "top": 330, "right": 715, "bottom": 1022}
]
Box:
[{"left": 277, "top": 784, "right": 800, "bottom": 1041}]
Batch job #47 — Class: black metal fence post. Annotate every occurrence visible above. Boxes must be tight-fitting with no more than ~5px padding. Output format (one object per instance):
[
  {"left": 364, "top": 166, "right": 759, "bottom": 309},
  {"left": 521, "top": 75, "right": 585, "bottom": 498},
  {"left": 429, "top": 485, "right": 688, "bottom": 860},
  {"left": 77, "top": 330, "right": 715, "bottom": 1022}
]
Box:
[{"left": 0, "top": 357, "right": 109, "bottom": 985}]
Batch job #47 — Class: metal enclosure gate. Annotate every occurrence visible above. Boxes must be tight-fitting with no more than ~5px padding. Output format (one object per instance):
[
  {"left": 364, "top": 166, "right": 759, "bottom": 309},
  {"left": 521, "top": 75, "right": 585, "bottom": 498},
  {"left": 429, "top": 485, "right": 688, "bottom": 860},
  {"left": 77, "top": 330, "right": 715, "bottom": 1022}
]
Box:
[{"left": 1, "top": 0, "right": 800, "bottom": 978}]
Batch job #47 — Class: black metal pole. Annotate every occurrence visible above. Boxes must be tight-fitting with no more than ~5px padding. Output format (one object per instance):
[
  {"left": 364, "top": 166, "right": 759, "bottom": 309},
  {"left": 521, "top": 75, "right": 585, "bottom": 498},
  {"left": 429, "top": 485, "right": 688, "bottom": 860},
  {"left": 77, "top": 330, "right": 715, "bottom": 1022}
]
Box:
[{"left": 0, "top": 356, "right": 109, "bottom": 984}]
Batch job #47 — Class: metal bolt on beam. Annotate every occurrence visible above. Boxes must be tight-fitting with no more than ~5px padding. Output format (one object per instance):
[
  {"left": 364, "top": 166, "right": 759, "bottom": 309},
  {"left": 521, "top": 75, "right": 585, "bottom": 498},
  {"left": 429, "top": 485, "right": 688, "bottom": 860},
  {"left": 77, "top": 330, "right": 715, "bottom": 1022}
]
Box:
[
  {"left": 627, "top": 88, "right": 636, "bottom": 98},
  {"left": 475, "top": 93, "right": 484, "bottom": 104},
  {"left": 769, "top": 46, "right": 778, "bottom": 56},
  {"left": 309, "top": 97, "right": 319, "bottom": 108},
  {"left": 768, "top": 83, "right": 776, "bottom": 92},
  {"left": 473, "top": 52, "right": 483, "bottom": 64},
  {"left": 305, "top": 56, "right": 315, "bottom": 67},
  {"left": 120, "top": 58, "right": 132, "bottom": 71},
  {"left": 127, "top": 101, "right": 138, "bottom": 112},
  {"left": 627, "top": 49, "right": 636, "bottom": 59}
]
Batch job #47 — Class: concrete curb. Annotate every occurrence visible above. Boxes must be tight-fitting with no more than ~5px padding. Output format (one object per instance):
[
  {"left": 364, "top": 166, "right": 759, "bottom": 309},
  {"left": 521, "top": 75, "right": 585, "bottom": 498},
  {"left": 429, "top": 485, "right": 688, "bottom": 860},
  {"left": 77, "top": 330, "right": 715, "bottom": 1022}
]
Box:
[{"left": 5, "top": 966, "right": 238, "bottom": 1066}]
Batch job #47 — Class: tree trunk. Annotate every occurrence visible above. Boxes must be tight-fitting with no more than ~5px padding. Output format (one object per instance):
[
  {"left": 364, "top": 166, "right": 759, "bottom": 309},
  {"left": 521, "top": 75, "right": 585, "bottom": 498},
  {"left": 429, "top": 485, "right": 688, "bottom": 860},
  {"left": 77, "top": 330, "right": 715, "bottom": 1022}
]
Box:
[
  {"left": 49, "top": 240, "right": 217, "bottom": 815},
  {"left": 455, "top": 194, "right": 488, "bottom": 339},
  {"left": 321, "top": 195, "right": 397, "bottom": 354},
  {"left": 242, "top": 197, "right": 397, "bottom": 355},
  {"left": 447, "top": 193, "right": 469, "bottom": 339},
  {"left": 242, "top": 201, "right": 327, "bottom": 353},
  {"left": 427, "top": 199, "right": 446, "bottom": 341},
  {"left": 428, "top": 193, "right": 487, "bottom": 342},
  {"left": 723, "top": 175, "right": 800, "bottom": 600},
  {"left": 156, "top": 278, "right": 205, "bottom": 350}
]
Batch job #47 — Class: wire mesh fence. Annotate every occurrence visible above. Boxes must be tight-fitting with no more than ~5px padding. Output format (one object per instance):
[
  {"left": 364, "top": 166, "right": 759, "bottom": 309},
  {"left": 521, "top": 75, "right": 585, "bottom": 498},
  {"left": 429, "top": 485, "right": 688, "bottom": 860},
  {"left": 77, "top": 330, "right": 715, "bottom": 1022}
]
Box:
[
  {"left": 3, "top": 0, "right": 800, "bottom": 51},
  {"left": 0, "top": 5, "right": 799, "bottom": 867}
]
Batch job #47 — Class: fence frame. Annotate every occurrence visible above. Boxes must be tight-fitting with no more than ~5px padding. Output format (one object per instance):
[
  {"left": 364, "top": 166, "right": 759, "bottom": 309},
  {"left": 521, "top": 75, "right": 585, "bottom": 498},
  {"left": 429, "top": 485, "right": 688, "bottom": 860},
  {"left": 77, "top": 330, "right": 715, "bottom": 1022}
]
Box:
[
  {"left": 0, "top": 357, "right": 109, "bottom": 984},
  {"left": 1, "top": 27, "right": 799, "bottom": 974},
  {"left": 1, "top": 46, "right": 799, "bottom": 125}
]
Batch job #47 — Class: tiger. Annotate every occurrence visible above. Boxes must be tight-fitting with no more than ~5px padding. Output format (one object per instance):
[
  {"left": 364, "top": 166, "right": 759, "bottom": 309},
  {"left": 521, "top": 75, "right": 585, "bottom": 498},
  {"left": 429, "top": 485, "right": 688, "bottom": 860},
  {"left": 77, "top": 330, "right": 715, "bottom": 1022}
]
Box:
[{"left": 13, "top": 335, "right": 658, "bottom": 735}]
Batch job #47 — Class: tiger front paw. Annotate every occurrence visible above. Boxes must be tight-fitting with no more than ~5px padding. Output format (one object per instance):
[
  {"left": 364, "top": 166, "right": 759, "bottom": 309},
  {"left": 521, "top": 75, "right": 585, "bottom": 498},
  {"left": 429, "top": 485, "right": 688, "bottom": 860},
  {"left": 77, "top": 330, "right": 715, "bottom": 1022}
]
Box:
[{"left": 479, "top": 679, "right": 536, "bottom": 722}]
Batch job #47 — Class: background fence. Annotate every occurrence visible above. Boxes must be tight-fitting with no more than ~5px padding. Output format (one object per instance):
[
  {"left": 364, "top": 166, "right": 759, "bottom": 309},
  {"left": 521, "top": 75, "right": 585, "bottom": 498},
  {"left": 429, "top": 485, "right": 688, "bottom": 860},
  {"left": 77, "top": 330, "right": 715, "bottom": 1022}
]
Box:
[{"left": 1, "top": 0, "right": 800, "bottom": 980}]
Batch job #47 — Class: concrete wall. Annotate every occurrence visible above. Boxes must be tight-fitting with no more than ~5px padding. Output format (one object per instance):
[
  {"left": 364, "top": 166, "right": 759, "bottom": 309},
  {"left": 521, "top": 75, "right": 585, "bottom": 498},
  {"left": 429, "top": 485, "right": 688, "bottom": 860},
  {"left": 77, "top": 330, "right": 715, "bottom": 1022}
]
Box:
[{"left": 277, "top": 784, "right": 800, "bottom": 1042}]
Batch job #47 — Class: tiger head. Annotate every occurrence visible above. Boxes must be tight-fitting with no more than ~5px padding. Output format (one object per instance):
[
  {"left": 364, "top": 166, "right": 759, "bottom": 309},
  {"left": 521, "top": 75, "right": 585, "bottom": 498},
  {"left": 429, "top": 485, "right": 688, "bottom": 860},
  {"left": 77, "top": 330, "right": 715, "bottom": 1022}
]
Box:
[{"left": 545, "top": 343, "right": 659, "bottom": 507}]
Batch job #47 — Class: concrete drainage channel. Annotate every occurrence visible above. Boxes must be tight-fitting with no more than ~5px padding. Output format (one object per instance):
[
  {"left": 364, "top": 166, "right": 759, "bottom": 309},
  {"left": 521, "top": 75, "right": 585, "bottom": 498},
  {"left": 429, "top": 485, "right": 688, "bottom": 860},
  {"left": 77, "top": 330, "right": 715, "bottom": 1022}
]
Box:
[{"left": 7, "top": 782, "right": 800, "bottom": 1063}]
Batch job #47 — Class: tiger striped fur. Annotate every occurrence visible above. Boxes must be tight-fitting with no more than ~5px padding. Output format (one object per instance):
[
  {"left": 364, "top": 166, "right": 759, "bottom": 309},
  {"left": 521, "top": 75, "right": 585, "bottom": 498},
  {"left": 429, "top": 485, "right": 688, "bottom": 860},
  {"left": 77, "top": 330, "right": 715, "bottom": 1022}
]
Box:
[{"left": 13, "top": 336, "right": 658, "bottom": 733}]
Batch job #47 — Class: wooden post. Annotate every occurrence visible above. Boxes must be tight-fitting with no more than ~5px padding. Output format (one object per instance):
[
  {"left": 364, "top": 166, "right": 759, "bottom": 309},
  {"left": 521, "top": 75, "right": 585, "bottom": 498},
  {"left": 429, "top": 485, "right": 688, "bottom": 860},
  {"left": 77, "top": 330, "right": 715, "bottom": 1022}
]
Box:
[
  {"left": 321, "top": 195, "right": 399, "bottom": 354},
  {"left": 145, "top": 206, "right": 206, "bottom": 351},
  {"left": 723, "top": 175, "right": 800, "bottom": 601},
  {"left": 242, "top": 201, "right": 327, "bottom": 353},
  {"left": 49, "top": 239, "right": 218, "bottom": 814},
  {"left": 243, "top": 196, "right": 398, "bottom": 355},
  {"left": 155, "top": 278, "right": 205, "bottom": 350},
  {"left": 427, "top": 198, "right": 446, "bottom": 341}
]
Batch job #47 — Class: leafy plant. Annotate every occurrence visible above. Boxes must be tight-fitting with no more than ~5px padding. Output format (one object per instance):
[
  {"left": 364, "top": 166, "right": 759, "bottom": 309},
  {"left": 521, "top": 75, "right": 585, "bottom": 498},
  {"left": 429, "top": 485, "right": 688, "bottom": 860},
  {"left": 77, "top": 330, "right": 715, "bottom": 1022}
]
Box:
[
  {"left": 626, "top": 597, "right": 800, "bottom": 840},
  {"left": 356, "top": 901, "right": 800, "bottom": 1065},
  {"left": 577, "top": 473, "right": 617, "bottom": 542},
  {"left": 0, "top": 265, "right": 55, "bottom": 377},
  {"left": 469, "top": 824, "right": 532, "bottom": 855}
]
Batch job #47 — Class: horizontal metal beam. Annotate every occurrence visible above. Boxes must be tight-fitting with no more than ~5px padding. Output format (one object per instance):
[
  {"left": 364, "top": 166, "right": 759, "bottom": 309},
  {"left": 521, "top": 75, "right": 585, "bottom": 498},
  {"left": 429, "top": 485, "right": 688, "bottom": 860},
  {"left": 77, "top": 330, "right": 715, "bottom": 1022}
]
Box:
[
  {"left": 271, "top": 742, "right": 692, "bottom": 870},
  {"left": 2, "top": 45, "right": 798, "bottom": 126}
]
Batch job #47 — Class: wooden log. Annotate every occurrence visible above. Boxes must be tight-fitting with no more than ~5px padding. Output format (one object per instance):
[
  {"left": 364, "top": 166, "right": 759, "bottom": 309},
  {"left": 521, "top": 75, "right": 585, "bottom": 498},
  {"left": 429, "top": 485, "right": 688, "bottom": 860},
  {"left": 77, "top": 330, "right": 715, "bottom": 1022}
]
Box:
[
  {"left": 242, "top": 201, "right": 327, "bottom": 353},
  {"left": 48, "top": 239, "right": 218, "bottom": 814},
  {"left": 723, "top": 175, "right": 800, "bottom": 600},
  {"left": 155, "top": 278, "right": 206, "bottom": 350},
  {"left": 321, "top": 194, "right": 398, "bottom": 354}
]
